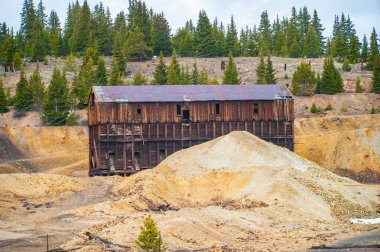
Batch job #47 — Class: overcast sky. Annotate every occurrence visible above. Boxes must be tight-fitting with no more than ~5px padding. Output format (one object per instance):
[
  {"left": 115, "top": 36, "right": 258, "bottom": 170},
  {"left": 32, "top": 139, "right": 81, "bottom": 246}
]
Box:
[{"left": 1, "top": 0, "right": 379, "bottom": 40}]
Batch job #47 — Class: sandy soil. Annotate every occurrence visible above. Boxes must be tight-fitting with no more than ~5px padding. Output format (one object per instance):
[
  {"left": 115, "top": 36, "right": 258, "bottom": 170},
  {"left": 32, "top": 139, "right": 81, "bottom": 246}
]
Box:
[
  {"left": 0, "top": 126, "right": 88, "bottom": 176},
  {"left": 1, "top": 131, "right": 378, "bottom": 251},
  {"left": 295, "top": 114, "right": 380, "bottom": 183}
]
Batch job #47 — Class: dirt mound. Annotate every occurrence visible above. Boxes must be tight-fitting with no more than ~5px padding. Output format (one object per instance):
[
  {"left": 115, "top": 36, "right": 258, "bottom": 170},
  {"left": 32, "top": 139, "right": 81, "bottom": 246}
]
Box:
[
  {"left": 295, "top": 115, "right": 380, "bottom": 183},
  {"left": 0, "top": 127, "right": 88, "bottom": 175},
  {"left": 59, "top": 131, "right": 379, "bottom": 251},
  {"left": 0, "top": 173, "right": 86, "bottom": 199},
  {"left": 113, "top": 131, "right": 378, "bottom": 220}
]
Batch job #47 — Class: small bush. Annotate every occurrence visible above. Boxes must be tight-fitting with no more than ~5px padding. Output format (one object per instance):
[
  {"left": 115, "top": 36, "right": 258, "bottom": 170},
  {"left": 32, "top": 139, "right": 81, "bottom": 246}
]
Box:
[
  {"left": 310, "top": 103, "right": 318, "bottom": 113},
  {"left": 284, "top": 73, "right": 288, "bottom": 79},
  {"left": 324, "top": 103, "right": 333, "bottom": 111},
  {"left": 340, "top": 106, "right": 348, "bottom": 113},
  {"left": 355, "top": 77, "right": 363, "bottom": 93},
  {"left": 66, "top": 113, "right": 78, "bottom": 126},
  {"left": 43, "top": 56, "right": 48, "bottom": 65},
  {"left": 370, "top": 106, "right": 376, "bottom": 114},
  {"left": 342, "top": 57, "right": 351, "bottom": 71},
  {"left": 136, "top": 214, "right": 162, "bottom": 251}
]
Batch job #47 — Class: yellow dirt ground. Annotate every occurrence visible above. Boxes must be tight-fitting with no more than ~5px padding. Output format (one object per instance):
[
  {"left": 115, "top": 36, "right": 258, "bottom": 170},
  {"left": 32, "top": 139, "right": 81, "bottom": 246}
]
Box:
[{"left": 295, "top": 114, "right": 380, "bottom": 182}]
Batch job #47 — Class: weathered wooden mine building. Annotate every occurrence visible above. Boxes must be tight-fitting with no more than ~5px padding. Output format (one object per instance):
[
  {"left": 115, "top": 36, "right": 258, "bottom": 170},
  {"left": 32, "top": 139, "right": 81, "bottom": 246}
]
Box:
[{"left": 88, "top": 85, "right": 294, "bottom": 176}]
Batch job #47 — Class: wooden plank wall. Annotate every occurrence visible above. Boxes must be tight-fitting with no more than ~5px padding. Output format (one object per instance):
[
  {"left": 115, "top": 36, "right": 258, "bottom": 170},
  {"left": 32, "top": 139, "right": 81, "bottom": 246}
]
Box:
[
  {"left": 88, "top": 99, "right": 294, "bottom": 126},
  {"left": 89, "top": 120, "right": 294, "bottom": 176}
]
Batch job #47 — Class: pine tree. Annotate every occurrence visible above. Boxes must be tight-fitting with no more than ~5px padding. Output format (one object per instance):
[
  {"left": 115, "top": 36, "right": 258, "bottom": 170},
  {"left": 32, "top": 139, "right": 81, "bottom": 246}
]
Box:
[
  {"left": 223, "top": 51, "right": 240, "bottom": 84},
  {"left": 48, "top": 10, "right": 61, "bottom": 56},
  {"left": 332, "top": 29, "right": 347, "bottom": 62},
  {"left": 191, "top": 61, "right": 199, "bottom": 84},
  {"left": 72, "top": 57, "right": 95, "bottom": 107},
  {"left": 125, "top": 26, "right": 151, "bottom": 61},
  {"left": 258, "top": 11, "right": 272, "bottom": 55},
  {"left": 172, "top": 28, "right": 194, "bottom": 57},
  {"left": 303, "top": 26, "right": 320, "bottom": 58},
  {"left": 180, "top": 64, "right": 192, "bottom": 85},
  {"left": 194, "top": 10, "right": 216, "bottom": 57},
  {"left": 320, "top": 57, "right": 344, "bottom": 94},
  {"left": 372, "top": 55, "right": 380, "bottom": 94},
  {"left": 42, "top": 68, "right": 69, "bottom": 125},
  {"left": 342, "top": 57, "right": 352, "bottom": 71},
  {"left": 93, "top": 3, "right": 112, "bottom": 55},
  {"left": 225, "top": 16, "right": 239, "bottom": 56},
  {"left": 348, "top": 30, "right": 360, "bottom": 63},
  {"left": 256, "top": 50, "right": 266, "bottom": 84},
  {"left": 109, "top": 57, "right": 123, "bottom": 86},
  {"left": 361, "top": 35, "right": 369, "bottom": 62},
  {"left": 291, "top": 62, "right": 316, "bottom": 95},
  {"left": 65, "top": 53, "right": 77, "bottom": 72},
  {"left": 14, "top": 68, "right": 33, "bottom": 111},
  {"left": 127, "top": 0, "right": 152, "bottom": 47},
  {"left": 167, "top": 49, "right": 180, "bottom": 84},
  {"left": 311, "top": 9, "right": 325, "bottom": 55},
  {"left": 355, "top": 77, "right": 363, "bottom": 93},
  {"left": 0, "top": 79, "right": 9, "bottom": 113},
  {"left": 96, "top": 57, "right": 108, "bottom": 85},
  {"left": 198, "top": 70, "right": 208, "bottom": 84},
  {"left": 13, "top": 52, "right": 22, "bottom": 71},
  {"left": 152, "top": 51, "right": 167, "bottom": 85},
  {"left": 289, "top": 38, "right": 301, "bottom": 58},
  {"left": 135, "top": 214, "right": 162, "bottom": 251},
  {"left": 28, "top": 68, "right": 45, "bottom": 110},
  {"left": 112, "top": 32, "right": 126, "bottom": 74},
  {"left": 71, "top": 0, "right": 93, "bottom": 53},
  {"left": 131, "top": 71, "right": 147, "bottom": 85},
  {"left": 367, "top": 27, "right": 379, "bottom": 70},
  {"left": 265, "top": 55, "right": 277, "bottom": 84},
  {"left": 151, "top": 13, "right": 172, "bottom": 56}
]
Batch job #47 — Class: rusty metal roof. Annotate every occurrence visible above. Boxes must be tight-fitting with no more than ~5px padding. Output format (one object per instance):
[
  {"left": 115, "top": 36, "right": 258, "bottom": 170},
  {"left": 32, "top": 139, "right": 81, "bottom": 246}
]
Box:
[{"left": 92, "top": 85, "right": 292, "bottom": 103}]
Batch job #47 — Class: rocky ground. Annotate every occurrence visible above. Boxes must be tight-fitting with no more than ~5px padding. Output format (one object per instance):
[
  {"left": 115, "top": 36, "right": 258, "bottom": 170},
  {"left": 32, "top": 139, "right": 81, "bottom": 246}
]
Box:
[{"left": 0, "top": 132, "right": 379, "bottom": 251}]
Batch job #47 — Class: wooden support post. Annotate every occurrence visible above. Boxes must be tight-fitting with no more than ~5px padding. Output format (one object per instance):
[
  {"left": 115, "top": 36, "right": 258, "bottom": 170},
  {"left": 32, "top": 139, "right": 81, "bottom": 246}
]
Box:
[
  {"left": 123, "top": 124, "right": 126, "bottom": 170},
  {"left": 253, "top": 121, "right": 256, "bottom": 135},
  {"left": 197, "top": 122, "right": 200, "bottom": 139},
  {"left": 148, "top": 142, "right": 151, "bottom": 168},
  {"left": 205, "top": 122, "right": 208, "bottom": 138},
  {"left": 269, "top": 120, "right": 271, "bottom": 136},
  {"left": 261, "top": 121, "right": 263, "bottom": 137},
  {"left": 213, "top": 121, "right": 216, "bottom": 138},
  {"left": 172, "top": 123, "right": 175, "bottom": 139},
  {"left": 229, "top": 121, "right": 232, "bottom": 134},
  {"left": 156, "top": 123, "right": 159, "bottom": 139},
  {"left": 165, "top": 123, "right": 168, "bottom": 139}
]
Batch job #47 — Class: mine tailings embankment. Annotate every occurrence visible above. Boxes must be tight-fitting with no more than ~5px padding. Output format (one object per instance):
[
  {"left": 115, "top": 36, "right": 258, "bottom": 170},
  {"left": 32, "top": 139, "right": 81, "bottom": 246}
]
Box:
[
  {"left": 295, "top": 114, "right": 380, "bottom": 183},
  {"left": 0, "top": 126, "right": 88, "bottom": 175}
]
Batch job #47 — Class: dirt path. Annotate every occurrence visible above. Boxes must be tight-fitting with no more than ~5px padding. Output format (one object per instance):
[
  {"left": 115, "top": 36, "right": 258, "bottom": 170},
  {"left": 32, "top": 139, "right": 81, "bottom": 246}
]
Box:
[{"left": 0, "top": 176, "right": 121, "bottom": 252}]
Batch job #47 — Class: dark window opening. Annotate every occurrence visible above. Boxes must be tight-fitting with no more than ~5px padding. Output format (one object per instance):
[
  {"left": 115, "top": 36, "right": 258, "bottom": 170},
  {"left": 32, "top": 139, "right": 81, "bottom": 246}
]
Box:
[
  {"left": 215, "top": 103, "right": 220, "bottom": 115},
  {"left": 159, "top": 149, "right": 165, "bottom": 161},
  {"left": 108, "top": 153, "right": 115, "bottom": 171},
  {"left": 253, "top": 103, "right": 259, "bottom": 115},
  {"left": 137, "top": 105, "right": 141, "bottom": 115},
  {"left": 182, "top": 109, "right": 190, "bottom": 122},
  {"left": 176, "top": 104, "right": 181, "bottom": 116}
]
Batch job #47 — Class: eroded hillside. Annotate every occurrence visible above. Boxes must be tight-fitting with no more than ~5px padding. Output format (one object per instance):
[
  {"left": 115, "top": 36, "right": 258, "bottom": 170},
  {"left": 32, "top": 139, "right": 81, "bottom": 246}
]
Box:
[{"left": 295, "top": 114, "right": 380, "bottom": 183}]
